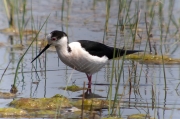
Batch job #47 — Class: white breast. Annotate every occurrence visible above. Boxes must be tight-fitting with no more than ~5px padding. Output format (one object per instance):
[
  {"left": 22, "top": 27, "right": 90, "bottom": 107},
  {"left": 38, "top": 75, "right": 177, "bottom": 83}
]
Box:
[{"left": 55, "top": 42, "right": 109, "bottom": 74}]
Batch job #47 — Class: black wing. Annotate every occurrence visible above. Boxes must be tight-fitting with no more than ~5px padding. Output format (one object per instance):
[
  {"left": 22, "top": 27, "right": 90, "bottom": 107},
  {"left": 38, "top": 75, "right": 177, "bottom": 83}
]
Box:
[{"left": 78, "top": 40, "right": 142, "bottom": 59}]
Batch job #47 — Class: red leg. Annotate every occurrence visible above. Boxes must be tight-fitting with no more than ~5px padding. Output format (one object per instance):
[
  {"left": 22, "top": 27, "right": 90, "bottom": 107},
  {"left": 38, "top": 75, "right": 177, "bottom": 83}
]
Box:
[{"left": 85, "top": 74, "right": 92, "bottom": 94}]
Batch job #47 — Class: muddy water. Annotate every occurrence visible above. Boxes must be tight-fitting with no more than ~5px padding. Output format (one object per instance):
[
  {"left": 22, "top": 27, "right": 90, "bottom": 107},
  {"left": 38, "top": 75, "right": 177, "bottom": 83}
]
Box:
[{"left": 0, "top": 0, "right": 180, "bottom": 118}]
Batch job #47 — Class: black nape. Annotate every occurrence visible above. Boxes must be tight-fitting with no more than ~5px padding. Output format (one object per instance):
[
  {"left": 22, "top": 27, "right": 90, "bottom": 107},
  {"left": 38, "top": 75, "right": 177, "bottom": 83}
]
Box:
[{"left": 67, "top": 46, "right": 72, "bottom": 52}]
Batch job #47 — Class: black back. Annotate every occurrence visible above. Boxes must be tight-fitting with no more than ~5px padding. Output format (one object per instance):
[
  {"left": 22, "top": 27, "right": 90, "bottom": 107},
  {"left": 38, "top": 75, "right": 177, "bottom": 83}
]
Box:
[{"left": 78, "top": 40, "right": 141, "bottom": 59}]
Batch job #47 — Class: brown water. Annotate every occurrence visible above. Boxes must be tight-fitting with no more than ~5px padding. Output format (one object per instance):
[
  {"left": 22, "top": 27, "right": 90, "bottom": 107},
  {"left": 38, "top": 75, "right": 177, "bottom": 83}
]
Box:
[{"left": 0, "top": 0, "right": 180, "bottom": 118}]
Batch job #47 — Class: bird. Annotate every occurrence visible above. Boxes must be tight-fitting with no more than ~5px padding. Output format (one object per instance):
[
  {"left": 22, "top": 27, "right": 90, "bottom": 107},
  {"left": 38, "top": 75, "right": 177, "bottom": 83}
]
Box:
[{"left": 31, "top": 30, "right": 142, "bottom": 94}]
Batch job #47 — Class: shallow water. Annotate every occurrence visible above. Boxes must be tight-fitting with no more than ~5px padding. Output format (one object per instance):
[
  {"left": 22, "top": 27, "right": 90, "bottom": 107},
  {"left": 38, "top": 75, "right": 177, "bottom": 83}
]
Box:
[{"left": 0, "top": 0, "right": 180, "bottom": 118}]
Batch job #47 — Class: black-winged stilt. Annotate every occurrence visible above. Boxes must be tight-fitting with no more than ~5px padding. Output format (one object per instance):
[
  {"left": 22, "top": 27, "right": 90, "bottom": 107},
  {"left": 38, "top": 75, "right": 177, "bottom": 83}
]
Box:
[{"left": 31, "top": 30, "right": 142, "bottom": 93}]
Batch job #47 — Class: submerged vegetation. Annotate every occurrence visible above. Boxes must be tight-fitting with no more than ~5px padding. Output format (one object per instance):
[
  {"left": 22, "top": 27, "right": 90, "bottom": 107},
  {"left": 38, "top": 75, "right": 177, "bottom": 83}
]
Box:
[{"left": 0, "top": 0, "right": 179, "bottom": 118}]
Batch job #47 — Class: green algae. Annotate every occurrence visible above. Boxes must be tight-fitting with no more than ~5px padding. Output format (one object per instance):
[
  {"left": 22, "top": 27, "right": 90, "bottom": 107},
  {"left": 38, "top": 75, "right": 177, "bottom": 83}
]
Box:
[
  {"left": 127, "top": 114, "right": 151, "bottom": 119},
  {"left": 7, "top": 94, "right": 156, "bottom": 119},
  {"left": 0, "top": 108, "right": 27, "bottom": 117},
  {"left": 12, "top": 44, "right": 24, "bottom": 50},
  {"left": 0, "top": 107, "right": 97, "bottom": 118},
  {"left": 0, "top": 27, "right": 38, "bottom": 36},
  {"left": 125, "top": 53, "right": 180, "bottom": 64},
  {"left": 30, "top": 110, "right": 59, "bottom": 118},
  {"left": 31, "top": 110, "right": 56, "bottom": 115},
  {"left": 10, "top": 94, "right": 72, "bottom": 110},
  {"left": 102, "top": 117, "right": 123, "bottom": 119},
  {"left": 72, "top": 98, "right": 109, "bottom": 110},
  {"left": 72, "top": 111, "right": 100, "bottom": 119},
  {"left": 0, "top": 92, "right": 16, "bottom": 99},
  {"left": 60, "top": 85, "right": 85, "bottom": 92}
]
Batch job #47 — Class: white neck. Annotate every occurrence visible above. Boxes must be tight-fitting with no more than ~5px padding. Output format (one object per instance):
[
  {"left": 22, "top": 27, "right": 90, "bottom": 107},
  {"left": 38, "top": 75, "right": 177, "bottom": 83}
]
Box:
[
  {"left": 55, "top": 36, "right": 68, "bottom": 50},
  {"left": 55, "top": 36, "right": 70, "bottom": 64}
]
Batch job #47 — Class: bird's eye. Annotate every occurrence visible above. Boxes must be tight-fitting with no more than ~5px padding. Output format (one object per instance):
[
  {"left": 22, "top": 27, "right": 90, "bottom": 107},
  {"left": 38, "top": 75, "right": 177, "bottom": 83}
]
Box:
[{"left": 51, "top": 37, "right": 56, "bottom": 41}]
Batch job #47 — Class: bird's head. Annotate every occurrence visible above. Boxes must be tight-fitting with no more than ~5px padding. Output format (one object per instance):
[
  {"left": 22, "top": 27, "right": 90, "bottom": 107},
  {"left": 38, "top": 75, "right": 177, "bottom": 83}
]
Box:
[
  {"left": 47, "top": 30, "right": 68, "bottom": 46},
  {"left": 31, "top": 30, "right": 68, "bottom": 63}
]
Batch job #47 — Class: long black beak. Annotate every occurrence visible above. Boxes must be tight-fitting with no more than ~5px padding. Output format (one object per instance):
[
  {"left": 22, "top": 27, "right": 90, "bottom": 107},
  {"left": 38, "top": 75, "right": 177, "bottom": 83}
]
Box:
[{"left": 31, "top": 44, "right": 51, "bottom": 63}]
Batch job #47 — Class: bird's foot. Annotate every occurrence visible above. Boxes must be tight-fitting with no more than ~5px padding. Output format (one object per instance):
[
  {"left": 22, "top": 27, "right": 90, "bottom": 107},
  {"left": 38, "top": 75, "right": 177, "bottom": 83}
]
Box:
[{"left": 85, "top": 88, "right": 92, "bottom": 94}]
